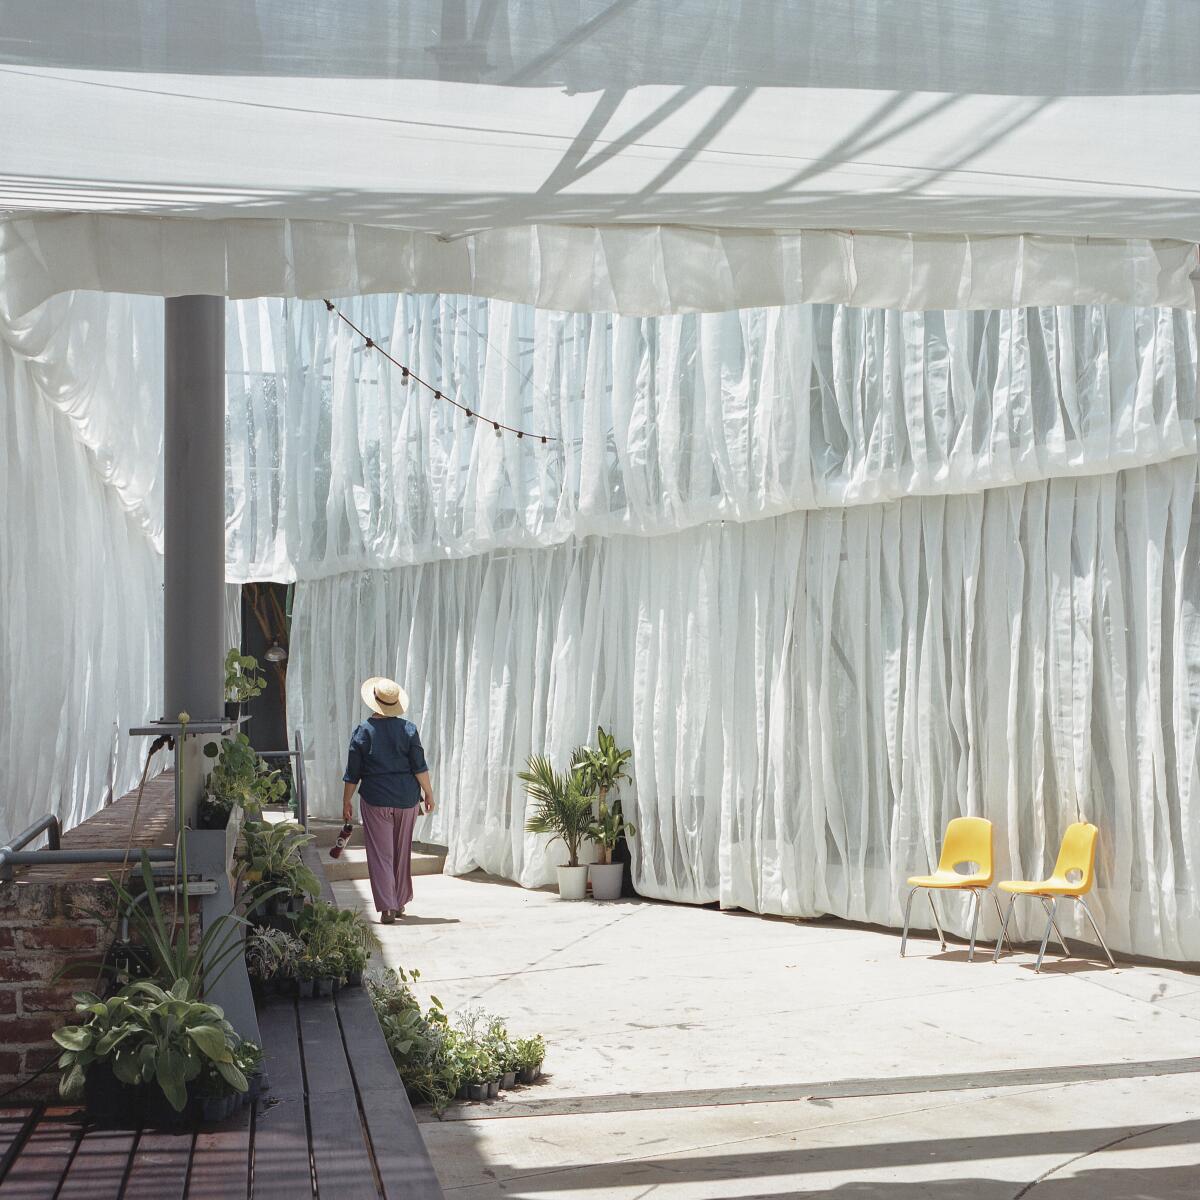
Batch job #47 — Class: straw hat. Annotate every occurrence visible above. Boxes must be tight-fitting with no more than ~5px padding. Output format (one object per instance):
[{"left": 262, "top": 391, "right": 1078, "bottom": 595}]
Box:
[{"left": 360, "top": 676, "right": 409, "bottom": 717}]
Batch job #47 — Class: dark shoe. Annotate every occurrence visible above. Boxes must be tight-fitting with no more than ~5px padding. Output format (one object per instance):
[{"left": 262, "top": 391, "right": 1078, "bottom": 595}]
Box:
[{"left": 381, "top": 910, "right": 396, "bottom": 925}]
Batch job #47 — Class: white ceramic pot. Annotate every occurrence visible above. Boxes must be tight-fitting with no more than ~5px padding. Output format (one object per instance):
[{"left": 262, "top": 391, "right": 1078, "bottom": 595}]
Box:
[
  {"left": 589, "top": 862, "right": 624, "bottom": 900},
  {"left": 556, "top": 864, "right": 589, "bottom": 900}
]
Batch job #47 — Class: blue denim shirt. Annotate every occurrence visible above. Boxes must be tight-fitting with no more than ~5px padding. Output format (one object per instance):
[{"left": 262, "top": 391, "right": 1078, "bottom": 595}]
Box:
[{"left": 343, "top": 716, "right": 428, "bottom": 808}]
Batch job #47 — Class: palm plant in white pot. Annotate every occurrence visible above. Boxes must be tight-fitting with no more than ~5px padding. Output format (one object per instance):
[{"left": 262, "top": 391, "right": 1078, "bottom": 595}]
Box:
[
  {"left": 572, "top": 727, "right": 633, "bottom": 900},
  {"left": 520, "top": 755, "right": 596, "bottom": 899}
]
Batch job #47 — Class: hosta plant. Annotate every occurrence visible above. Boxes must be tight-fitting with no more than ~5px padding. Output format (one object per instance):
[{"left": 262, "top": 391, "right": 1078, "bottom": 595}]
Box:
[{"left": 54, "top": 979, "right": 247, "bottom": 1112}]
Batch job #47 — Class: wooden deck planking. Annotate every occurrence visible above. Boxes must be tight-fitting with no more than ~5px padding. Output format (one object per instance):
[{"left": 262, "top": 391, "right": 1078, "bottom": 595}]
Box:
[
  {"left": 252, "top": 999, "right": 314, "bottom": 1200},
  {"left": 186, "top": 1110, "right": 251, "bottom": 1200},
  {"left": 55, "top": 1128, "right": 136, "bottom": 1200},
  {"left": 0, "top": 1113, "right": 79, "bottom": 1199},
  {"left": 120, "top": 1131, "right": 192, "bottom": 1200},
  {"left": 299, "top": 999, "right": 378, "bottom": 1199},
  {"left": 248, "top": 1099, "right": 311, "bottom": 1200},
  {"left": 0, "top": 1112, "right": 36, "bottom": 1181},
  {"left": 258, "top": 1000, "right": 305, "bottom": 1098},
  {"left": 298, "top": 999, "right": 357, "bottom": 1098},
  {"left": 335, "top": 989, "right": 443, "bottom": 1200}
]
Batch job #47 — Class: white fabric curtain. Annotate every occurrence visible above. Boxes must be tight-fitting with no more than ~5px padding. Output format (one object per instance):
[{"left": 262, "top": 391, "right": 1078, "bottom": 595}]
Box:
[
  {"left": 291, "top": 457, "right": 1200, "bottom": 959},
  {"left": 0, "top": 293, "right": 165, "bottom": 843},
  {"left": 227, "top": 295, "right": 1197, "bottom": 580},
  {"left": 0, "top": 291, "right": 241, "bottom": 843},
  {"left": 275, "top": 293, "right": 1200, "bottom": 959}
]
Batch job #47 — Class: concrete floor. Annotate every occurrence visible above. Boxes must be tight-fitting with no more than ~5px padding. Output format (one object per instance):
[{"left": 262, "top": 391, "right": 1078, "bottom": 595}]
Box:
[{"left": 333, "top": 873, "right": 1200, "bottom": 1199}]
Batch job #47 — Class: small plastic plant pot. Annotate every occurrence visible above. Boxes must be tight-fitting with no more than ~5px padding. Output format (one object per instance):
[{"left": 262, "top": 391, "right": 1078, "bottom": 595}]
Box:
[
  {"left": 501, "top": 1071, "right": 517, "bottom": 1090},
  {"left": 468, "top": 1083, "right": 486, "bottom": 1101},
  {"left": 487, "top": 1079, "right": 500, "bottom": 1099},
  {"left": 297, "top": 978, "right": 315, "bottom": 999}
]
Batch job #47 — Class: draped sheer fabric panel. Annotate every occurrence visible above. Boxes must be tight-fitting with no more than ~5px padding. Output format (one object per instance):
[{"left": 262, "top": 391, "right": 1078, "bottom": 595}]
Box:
[
  {"left": 0, "top": 292, "right": 239, "bottom": 843},
  {"left": 227, "top": 295, "right": 1197, "bottom": 581},
  {"left": 0, "top": 293, "right": 165, "bottom": 842},
  {"left": 4, "top": 219, "right": 1196, "bottom": 323},
  {"left": 291, "top": 457, "right": 1200, "bottom": 959}
]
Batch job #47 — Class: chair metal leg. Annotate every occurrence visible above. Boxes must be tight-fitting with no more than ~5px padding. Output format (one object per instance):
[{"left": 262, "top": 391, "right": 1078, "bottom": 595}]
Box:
[
  {"left": 990, "top": 891, "right": 1007, "bottom": 937},
  {"left": 926, "top": 890, "right": 947, "bottom": 950},
  {"left": 1034, "top": 898, "right": 1058, "bottom": 973},
  {"left": 900, "top": 886, "right": 919, "bottom": 957},
  {"left": 967, "top": 888, "right": 983, "bottom": 962},
  {"left": 992, "top": 894, "right": 1016, "bottom": 963},
  {"left": 1041, "top": 897, "right": 1071, "bottom": 959},
  {"left": 1076, "top": 896, "right": 1117, "bottom": 968}
]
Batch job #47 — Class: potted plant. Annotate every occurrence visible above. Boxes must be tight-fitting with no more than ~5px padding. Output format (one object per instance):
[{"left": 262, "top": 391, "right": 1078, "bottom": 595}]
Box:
[
  {"left": 315, "top": 951, "right": 341, "bottom": 997},
  {"left": 245, "top": 926, "right": 303, "bottom": 994},
  {"left": 54, "top": 979, "right": 249, "bottom": 1125},
  {"left": 587, "top": 800, "right": 636, "bottom": 900},
  {"left": 295, "top": 954, "right": 319, "bottom": 999},
  {"left": 236, "top": 1040, "right": 267, "bottom": 1103},
  {"left": 224, "top": 647, "right": 267, "bottom": 722},
  {"left": 515, "top": 1035, "right": 545, "bottom": 1084},
  {"left": 343, "top": 945, "right": 369, "bottom": 987},
  {"left": 573, "top": 728, "right": 634, "bottom": 899},
  {"left": 521, "top": 755, "right": 596, "bottom": 899},
  {"left": 238, "top": 819, "right": 321, "bottom": 913},
  {"left": 202, "top": 733, "right": 288, "bottom": 828},
  {"left": 492, "top": 1017, "right": 521, "bottom": 1090}
]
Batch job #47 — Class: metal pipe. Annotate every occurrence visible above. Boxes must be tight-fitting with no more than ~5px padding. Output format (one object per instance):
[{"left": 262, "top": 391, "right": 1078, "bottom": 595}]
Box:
[
  {"left": 118, "top": 880, "right": 218, "bottom": 942},
  {"left": 0, "top": 848, "right": 176, "bottom": 866},
  {"left": 0, "top": 814, "right": 62, "bottom": 865}
]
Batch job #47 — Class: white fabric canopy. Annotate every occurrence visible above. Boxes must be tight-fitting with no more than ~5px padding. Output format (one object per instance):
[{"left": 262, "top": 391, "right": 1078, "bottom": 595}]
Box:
[
  {"left": 2, "top": 2, "right": 1200, "bottom": 314},
  {"left": 225, "top": 294, "right": 1199, "bottom": 581}
]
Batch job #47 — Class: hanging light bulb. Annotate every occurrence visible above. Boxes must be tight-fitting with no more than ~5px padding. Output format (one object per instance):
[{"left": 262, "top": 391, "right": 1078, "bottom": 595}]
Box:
[
  {"left": 493, "top": 422, "right": 502, "bottom": 436},
  {"left": 264, "top": 639, "right": 288, "bottom": 663}
]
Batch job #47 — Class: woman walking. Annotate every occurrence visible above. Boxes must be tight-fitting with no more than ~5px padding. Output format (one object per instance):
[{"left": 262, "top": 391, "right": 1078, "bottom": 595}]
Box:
[{"left": 342, "top": 676, "right": 435, "bottom": 924}]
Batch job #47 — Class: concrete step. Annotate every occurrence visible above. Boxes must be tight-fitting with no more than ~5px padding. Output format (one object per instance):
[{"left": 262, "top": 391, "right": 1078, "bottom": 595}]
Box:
[{"left": 322, "top": 845, "right": 447, "bottom": 883}]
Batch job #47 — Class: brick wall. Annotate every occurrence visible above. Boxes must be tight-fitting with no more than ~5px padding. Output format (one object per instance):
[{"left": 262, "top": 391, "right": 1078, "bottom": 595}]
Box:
[
  {"left": 0, "top": 877, "right": 201, "bottom": 1101},
  {"left": 0, "top": 878, "right": 116, "bottom": 1099}
]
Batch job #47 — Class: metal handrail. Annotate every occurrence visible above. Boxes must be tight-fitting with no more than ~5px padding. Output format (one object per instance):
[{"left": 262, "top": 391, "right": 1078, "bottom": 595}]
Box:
[
  {"left": 0, "top": 814, "right": 62, "bottom": 873},
  {"left": 258, "top": 729, "right": 308, "bottom": 829},
  {"left": 0, "top": 814, "right": 176, "bottom": 880}
]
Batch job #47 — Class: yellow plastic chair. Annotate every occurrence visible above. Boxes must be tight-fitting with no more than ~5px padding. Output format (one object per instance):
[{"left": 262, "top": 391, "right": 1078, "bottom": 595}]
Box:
[
  {"left": 900, "top": 817, "right": 1002, "bottom": 962},
  {"left": 992, "top": 822, "right": 1116, "bottom": 972}
]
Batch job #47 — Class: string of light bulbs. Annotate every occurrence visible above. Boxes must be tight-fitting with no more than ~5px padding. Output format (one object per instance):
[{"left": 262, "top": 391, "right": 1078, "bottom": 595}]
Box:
[{"left": 323, "top": 299, "right": 556, "bottom": 444}]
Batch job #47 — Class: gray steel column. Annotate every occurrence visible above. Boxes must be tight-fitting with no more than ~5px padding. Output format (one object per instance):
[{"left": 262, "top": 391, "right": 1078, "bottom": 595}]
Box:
[{"left": 163, "top": 295, "right": 225, "bottom": 724}]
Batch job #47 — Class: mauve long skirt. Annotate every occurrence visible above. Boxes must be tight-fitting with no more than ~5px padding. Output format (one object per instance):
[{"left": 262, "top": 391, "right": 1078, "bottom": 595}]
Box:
[{"left": 360, "top": 802, "right": 419, "bottom": 912}]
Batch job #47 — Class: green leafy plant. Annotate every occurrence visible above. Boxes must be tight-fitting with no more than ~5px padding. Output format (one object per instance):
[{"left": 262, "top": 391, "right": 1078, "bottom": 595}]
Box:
[
  {"left": 102, "top": 854, "right": 249, "bottom": 996},
  {"left": 54, "top": 979, "right": 247, "bottom": 1112},
  {"left": 572, "top": 728, "right": 635, "bottom": 864},
  {"left": 224, "top": 647, "right": 267, "bottom": 704},
  {"left": 238, "top": 820, "right": 321, "bottom": 901},
  {"left": 588, "top": 800, "right": 637, "bottom": 865},
  {"left": 245, "top": 926, "right": 304, "bottom": 984},
  {"left": 514, "top": 1034, "right": 546, "bottom": 1072},
  {"left": 201, "top": 734, "right": 288, "bottom": 826},
  {"left": 521, "top": 755, "right": 596, "bottom": 868},
  {"left": 368, "top": 967, "right": 461, "bottom": 1113}
]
